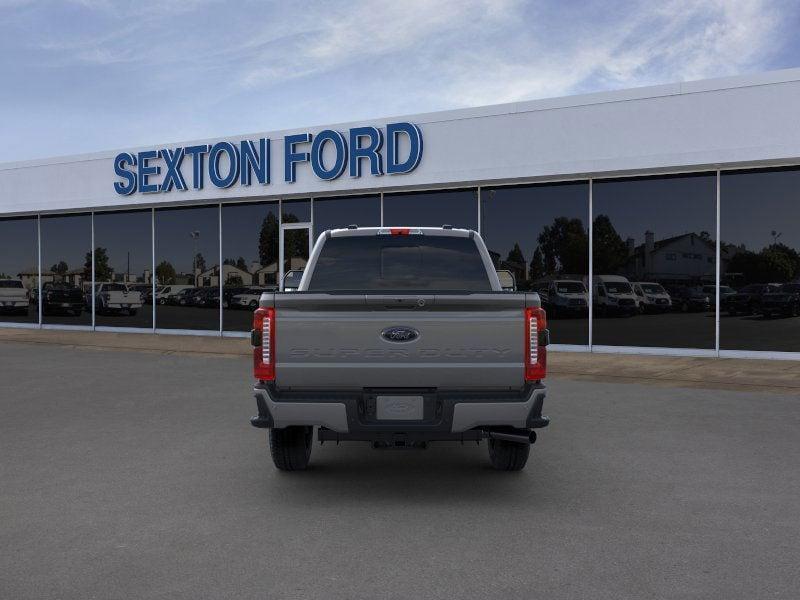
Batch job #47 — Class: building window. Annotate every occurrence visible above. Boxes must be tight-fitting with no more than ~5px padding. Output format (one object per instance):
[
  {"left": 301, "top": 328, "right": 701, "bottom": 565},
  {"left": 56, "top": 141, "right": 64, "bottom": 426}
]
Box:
[
  {"left": 721, "top": 167, "right": 800, "bottom": 352},
  {"left": 383, "top": 189, "right": 478, "bottom": 230},
  {"left": 93, "top": 210, "right": 153, "bottom": 329},
  {"left": 40, "top": 214, "right": 92, "bottom": 326},
  {"left": 313, "top": 195, "right": 380, "bottom": 239},
  {"left": 282, "top": 199, "right": 310, "bottom": 223},
  {"left": 592, "top": 173, "right": 717, "bottom": 349},
  {"left": 221, "top": 201, "right": 278, "bottom": 332},
  {"left": 481, "top": 182, "right": 589, "bottom": 346},
  {"left": 154, "top": 205, "right": 220, "bottom": 331},
  {"left": 0, "top": 217, "right": 39, "bottom": 324}
]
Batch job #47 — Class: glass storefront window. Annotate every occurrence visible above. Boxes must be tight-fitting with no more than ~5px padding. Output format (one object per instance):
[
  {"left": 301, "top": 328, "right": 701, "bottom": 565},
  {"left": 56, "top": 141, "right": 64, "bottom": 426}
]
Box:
[
  {"left": 40, "top": 213, "right": 92, "bottom": 326},
  {"left": 93, "top": 210, "right": 153, "bottom": 329},
  {"left": 282, "top": 199, "right": 311, "bottom": 223},
  {"left": 312, "top": 195, "right": 380, "bottom": 239},
  {"left": 384, "top": 189, "right": 478, "bottom": 230},
  {"left": 221, "top": 201, "right": 278, "bottom": 332},
  {"left": 721, "top": 167, "right": 800, "bottom": 352},
  {"left": 481, "top": 182, "right": 589, "bottom": 346},
  {"left": 0, "top": 217, "right": 39, "bottom": 324},
  {"left": 155, "top": 205, "right": 220, "bottom": 331},
  {"left": 592, "top": 173, "right": 717, "bottom": 349}
]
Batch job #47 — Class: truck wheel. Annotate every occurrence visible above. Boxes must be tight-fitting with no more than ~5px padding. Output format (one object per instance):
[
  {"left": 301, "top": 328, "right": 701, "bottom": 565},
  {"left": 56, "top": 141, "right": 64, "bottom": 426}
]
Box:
[
  {"left": 488, "top": 438, "right": 530, "bottom": 471},
  {"left": 269, "top": 426, "right": 313, "bottom": 471}
]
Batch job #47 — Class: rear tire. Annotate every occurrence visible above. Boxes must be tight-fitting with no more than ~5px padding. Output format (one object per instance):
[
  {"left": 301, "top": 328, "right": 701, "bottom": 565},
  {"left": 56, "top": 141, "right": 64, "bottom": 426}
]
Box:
[
  {"left": 488, "top": 438, "right": 530, "bottom": 471},
  {"left": 269, "top": 426, "right": 313, "bottom": 471}
]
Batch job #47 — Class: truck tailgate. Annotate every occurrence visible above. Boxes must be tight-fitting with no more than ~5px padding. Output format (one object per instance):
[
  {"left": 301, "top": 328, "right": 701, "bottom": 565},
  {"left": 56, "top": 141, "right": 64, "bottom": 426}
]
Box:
[{"left": 272, "top": 293, "right": 529, "bottom": 390}]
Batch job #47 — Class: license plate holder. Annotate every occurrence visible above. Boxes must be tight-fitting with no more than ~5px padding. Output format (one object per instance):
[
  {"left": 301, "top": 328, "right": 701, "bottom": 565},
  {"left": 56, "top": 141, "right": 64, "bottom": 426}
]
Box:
[{"left": 376, "top": 395, "right": 424, "bottom": 421}]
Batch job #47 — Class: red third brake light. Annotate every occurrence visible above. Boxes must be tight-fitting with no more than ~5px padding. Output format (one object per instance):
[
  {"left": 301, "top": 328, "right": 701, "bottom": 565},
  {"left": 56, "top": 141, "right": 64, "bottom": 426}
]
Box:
[
  {"left": 525, "top": 306, "right": 547, "bottom": 381},
  {"left": 390, "top": 227, "right": 411, "bottom": 236},
  {"left": 253, "top": 307, "right": 275, "bottom": 381}
]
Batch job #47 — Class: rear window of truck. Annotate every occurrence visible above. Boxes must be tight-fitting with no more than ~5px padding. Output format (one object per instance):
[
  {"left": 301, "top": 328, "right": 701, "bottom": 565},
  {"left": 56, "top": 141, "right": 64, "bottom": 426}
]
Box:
[{"left": 308, "top": 235, "right": 492, "bottom": 291}]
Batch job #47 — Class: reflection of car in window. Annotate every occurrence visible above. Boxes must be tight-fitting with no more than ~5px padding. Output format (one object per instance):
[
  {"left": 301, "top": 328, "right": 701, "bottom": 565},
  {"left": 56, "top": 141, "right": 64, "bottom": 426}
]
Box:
[
  {"left": 39, "top": 282, "right": 85, "bottom": 316},
  {"left": 759, "top": 283, "right": 800, "bottom": 318},
  {"left": 0, "top": 279, "right": 30, "bottom": 315},
  {"left": 590, "top": 275, "right": 638, "bottom": 316},
  {"left": 536, "top": 279, "right": 587, "bottom": 317},
  {"left": 726, "top": 283, "right": 780, "bottom": 316},
  {"left": 90, "top": 282, "right": 143, "bottom": 316},
  {"left": 666, "top": 286, "right": 710, "bottom": 313},
  {"left": 232, "top": 287, "right": 271, "bottom": 309},
  {"left": 704, "top": 285, "right": 736, "bottom": 305},
  {"left": 631, "top": 282, "right": 672, "bottom": 313}
]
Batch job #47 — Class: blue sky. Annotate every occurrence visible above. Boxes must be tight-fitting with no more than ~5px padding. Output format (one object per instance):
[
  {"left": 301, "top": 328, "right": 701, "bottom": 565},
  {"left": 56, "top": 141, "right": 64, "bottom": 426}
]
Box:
[{"left": 1, "top": 0, "right": 798, "bottom": 162}]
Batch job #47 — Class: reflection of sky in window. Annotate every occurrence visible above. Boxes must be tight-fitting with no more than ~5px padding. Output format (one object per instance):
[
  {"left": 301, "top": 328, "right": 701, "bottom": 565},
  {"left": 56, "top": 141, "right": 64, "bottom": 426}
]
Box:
[
  {"left": 41, "top": 214, "right": 91, "bottom": 273},
  {"left": 593, "top": 174, "right": 716, "bottom": 246},
  {"left": 221, "top": 202, "right": 278, "bottom": 264},
  {"left": 384, "top": 190, "right": 478, "bottom": 230},
  {"left": 313, "top": 195, "right": 380, "bottom": 239},
  {"left": 481, "top": 183, "right": 588, "bottom": 262},
  {"left": 721, "top": 169, "right": 800, "bottom": 252},
  {"left": 94, "top": 210, "right": 151, "bottom": 278},
  {"left": 0, "top": 218, "right": 37, "bottom": 276},
  {"left": 155, "top": 206, "right": 218, "bottom": 274},
  {"left": 281, "top": 199, "right": 311, "bottom": 222}
]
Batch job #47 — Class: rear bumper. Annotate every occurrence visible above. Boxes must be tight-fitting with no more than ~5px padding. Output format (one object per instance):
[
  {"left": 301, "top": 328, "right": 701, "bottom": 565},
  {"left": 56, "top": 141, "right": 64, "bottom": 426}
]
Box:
[{"left": 251, "top": 382, "right": 548, "bottom": 436}]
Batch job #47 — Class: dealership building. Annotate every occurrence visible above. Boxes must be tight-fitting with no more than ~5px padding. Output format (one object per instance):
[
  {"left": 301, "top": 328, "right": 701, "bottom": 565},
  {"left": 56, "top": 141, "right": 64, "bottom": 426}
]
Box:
[{"left": 1, "top": 68, "right": 800, "bottom": 359}]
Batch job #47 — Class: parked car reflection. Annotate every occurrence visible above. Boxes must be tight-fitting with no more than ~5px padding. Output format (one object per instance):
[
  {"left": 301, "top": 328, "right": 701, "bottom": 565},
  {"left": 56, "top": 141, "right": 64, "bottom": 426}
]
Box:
[
  {"left": 0, "top": 279, "right": 31, "bottom": 315},
  {"left": 36, "top": 282, "right": 85, "bottom": 316},
  {"left": 88, "top": 283, "right": 143, "bottom": 316},
  {"left": 632, "top": 282, "right": 672, "bottom": 313},
  {"left": 758, "top": 283, "right": 800, "bottom": 318},
  {"left": 725, "top": 283, "right": 781, "bottom": 316},
  {"left": 535, "top": 279, "right": 588, "bottom": 317},
  {"left": 667, "top": 286, "right": 711, "bottom": 312}
]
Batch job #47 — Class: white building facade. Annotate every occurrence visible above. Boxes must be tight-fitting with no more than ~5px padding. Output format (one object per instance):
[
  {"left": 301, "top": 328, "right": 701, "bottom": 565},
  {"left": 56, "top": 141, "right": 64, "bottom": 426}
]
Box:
[{"left": 2, "top": 69, "right": 800, "bottom": 358}]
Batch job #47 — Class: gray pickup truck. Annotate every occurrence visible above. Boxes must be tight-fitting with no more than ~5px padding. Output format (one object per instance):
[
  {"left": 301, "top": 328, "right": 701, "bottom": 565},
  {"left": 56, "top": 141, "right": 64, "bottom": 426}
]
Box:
[{"left": 250, "top": 226, "right": 549, "bottom": 471}]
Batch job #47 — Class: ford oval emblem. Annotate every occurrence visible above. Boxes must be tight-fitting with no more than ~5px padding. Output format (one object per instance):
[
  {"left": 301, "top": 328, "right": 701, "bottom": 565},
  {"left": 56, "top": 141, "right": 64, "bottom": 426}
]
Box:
[{"left": 381, "top": 326, "right": 420, "bottom": 343}]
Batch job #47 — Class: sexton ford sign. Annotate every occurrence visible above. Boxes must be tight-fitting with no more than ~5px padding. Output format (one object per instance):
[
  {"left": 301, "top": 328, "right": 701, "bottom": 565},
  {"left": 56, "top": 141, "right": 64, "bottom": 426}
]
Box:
[{"left": 112, "top": 122, "right": 423, "bottom": 195}]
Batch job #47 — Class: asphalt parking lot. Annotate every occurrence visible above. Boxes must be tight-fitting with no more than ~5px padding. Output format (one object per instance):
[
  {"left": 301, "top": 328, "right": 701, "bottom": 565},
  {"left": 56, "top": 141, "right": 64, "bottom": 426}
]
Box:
[{"left": 1, "top": 342, "right": 799, "bottom": 599}]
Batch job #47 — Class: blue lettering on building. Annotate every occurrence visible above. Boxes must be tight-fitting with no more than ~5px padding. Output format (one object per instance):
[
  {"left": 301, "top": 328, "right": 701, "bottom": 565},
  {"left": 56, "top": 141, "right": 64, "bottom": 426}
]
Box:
[{"left": 112, "top": 122, "right": 422, "bottom": 195}]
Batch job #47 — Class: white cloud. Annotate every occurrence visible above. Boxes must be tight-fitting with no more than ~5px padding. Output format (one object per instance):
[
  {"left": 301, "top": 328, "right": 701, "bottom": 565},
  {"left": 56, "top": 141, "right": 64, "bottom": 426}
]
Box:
[{"left": 429, "top": 0, "right": 785, "bottom": 107}]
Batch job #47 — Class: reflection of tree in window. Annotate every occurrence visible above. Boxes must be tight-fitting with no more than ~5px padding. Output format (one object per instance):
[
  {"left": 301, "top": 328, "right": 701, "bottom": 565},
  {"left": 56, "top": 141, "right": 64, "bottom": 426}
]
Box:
[
  {"left": 258, "top": 213, "right": 279, "bottom": 267},
  {"left": 537, "top": 217, "right": 589, "bottom": 275},
  {"left": 156, "top": 261, "right": 176, "bottom": 284},
  {"left": 726, "top": 242, "right": 800, "bottom": 284},
  {"left": 83, "top": 247, "right": 113, "bottom": 282},
  {"left": 592, "top": 215, "right": 628, "bottom": 273}
]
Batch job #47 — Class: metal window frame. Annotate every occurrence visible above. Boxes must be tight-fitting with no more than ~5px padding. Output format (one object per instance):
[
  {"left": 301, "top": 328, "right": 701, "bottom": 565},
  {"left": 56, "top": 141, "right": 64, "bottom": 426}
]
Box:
[
  {"left": 218, "top": 202, "right": 223, "bottom": 336},
  {"left": 588, "top": 179, "right": 593, "bottom": 351},
  {"left": 91, "top": 212, "right": 95, "bottom": 329}
]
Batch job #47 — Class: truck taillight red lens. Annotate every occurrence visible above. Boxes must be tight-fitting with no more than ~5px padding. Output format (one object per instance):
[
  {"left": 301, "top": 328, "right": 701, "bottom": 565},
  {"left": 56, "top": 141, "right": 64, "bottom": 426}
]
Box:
[
  {"left": 253, "top": 307, "right": 275, "bottom": 381},
  {"left": 390, "top": 227, "right": 410, "bottom": 236},
  {"left": 525, "top": 306, "right": 547, "bottom": 381}
]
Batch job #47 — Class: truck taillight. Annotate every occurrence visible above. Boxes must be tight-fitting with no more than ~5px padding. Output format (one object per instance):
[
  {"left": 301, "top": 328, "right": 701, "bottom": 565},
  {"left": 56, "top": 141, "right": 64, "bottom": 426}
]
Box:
[
  {"left": 253, "top": 307, "right": 275, "bottom": 381},
  {"left": 525, "top": 306, "right": 547, "bottom": 381}
]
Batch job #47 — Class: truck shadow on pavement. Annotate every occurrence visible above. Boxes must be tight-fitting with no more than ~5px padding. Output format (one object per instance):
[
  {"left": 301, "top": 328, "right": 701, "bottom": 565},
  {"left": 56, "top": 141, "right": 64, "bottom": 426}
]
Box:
[{"left": 254, "top": 441, "right": 564, "bottom": 509}]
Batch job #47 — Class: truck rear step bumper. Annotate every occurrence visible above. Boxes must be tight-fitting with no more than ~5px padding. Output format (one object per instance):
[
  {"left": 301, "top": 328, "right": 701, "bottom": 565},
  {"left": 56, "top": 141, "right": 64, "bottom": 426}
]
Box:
[{"left": 251, "top": 383, "right": 548, "bottom": 435}]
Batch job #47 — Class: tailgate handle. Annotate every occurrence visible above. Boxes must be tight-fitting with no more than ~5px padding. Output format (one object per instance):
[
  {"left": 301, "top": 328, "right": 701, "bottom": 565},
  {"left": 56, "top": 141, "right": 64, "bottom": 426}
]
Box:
[{"left": 365, "top": 296, "right": 434, "bottom": 309}]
